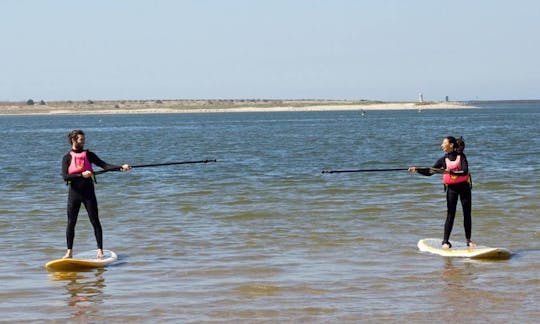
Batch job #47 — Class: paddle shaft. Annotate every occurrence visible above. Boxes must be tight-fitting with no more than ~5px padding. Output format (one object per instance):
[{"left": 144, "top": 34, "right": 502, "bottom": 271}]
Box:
[
  {"left": 94, "top": 159, "right": 217, "bottom": 175},
  {"left": 322, "top": 167, "right": 442, "bottom": 174},
  {"left": 322, "top": 168, "right": 406, "bottom": 174},
  {"left": 131, "top": 159, "right": 217, "bottom": 168}
]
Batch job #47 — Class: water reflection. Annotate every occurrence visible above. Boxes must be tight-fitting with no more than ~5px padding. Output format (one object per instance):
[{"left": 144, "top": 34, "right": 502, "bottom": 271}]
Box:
[
  {"left": 441, "top": 258, "right": 475, "bottom": 284},
  {"left": 48, "top": 269, "right": 106, "bottom": 320}
]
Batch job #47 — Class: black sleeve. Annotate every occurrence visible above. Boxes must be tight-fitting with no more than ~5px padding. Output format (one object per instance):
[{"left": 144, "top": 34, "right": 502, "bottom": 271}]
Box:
[
  {"left": 87, "top": 151, "right": 121, "bottom": 171},
  {"left": 432, "top": 156, "right": 446, "bottom": 169},
  {"left": 62, "top": 153, "right": 82, "bottom": 182},
  {"left": 417, "top": 168, "right": 434, "bottom": 176}
]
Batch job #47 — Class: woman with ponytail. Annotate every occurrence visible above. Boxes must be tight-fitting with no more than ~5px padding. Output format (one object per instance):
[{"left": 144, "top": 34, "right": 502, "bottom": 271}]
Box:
[{"left": 408, "top": 136, "right": 475, "bottom": 249}]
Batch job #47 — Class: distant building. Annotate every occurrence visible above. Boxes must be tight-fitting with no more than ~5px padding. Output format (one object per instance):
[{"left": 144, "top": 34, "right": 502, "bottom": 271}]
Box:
[
  {"left": 445, "top": 96, "right": 449, "bottom": 102},
  {"left": 419, "top": 93, "right": 423, "bottom": 103}
]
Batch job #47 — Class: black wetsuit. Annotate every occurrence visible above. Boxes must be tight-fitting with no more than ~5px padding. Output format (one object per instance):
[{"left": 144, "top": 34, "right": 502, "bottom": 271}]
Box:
[
  {"left": 62, "top": 149, "right": 120, "bottom": 250},
  {"left": 432, "top": 152, "right": 472, "bottom": 245}
]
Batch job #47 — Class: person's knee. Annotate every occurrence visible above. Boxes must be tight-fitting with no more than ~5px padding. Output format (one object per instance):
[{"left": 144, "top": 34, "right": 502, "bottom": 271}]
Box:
[
  {"left": 66, "top": 218, "right": 77, "bottom": 228},
  {"left": 88, "top": 216, "right": 101, "bottom": 228}
]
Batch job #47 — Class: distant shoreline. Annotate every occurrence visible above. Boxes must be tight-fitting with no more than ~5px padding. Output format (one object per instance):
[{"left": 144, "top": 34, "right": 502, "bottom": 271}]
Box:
[{"left": 0, "top": 99, "right": 478, "bottom": 116}]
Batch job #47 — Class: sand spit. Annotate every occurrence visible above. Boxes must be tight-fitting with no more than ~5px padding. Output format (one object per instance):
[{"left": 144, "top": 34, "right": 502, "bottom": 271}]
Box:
[{"left": 0, "top": 100, "right": 477, "bottom": 116}]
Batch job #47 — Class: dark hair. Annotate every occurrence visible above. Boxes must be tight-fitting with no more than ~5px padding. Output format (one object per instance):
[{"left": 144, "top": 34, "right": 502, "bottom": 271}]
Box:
[
  {"left": 446, "top": 136, "right": 465, "bottom": 154},
  {"left": 68, "top": 129, "right": 85, "bottom": 144}
]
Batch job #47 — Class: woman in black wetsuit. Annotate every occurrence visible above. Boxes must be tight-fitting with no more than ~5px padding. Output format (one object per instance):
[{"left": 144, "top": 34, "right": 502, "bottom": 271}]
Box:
[
  {"left": 409, "top": 136, "right": 476, "bottom": 249},
  {"left": 61, "top": 130, "right": 131, "bottom": 259}
]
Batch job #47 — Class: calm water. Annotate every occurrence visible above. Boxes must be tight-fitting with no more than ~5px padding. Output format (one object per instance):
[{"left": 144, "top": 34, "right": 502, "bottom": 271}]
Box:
[{"left": 0, "top": 104, "right": 538, "bottom": 323}]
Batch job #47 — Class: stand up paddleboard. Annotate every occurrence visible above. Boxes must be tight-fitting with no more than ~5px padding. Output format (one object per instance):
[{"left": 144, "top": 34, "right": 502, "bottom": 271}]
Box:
[
  {"left": 418, "top": 238, "right": 511, "bottom": 260},
  {"left": 45, "top": 250, "right": 118, "bottom": 271}
]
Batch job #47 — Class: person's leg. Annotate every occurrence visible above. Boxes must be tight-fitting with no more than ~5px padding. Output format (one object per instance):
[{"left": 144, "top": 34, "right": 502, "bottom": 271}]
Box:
[
  {"left": 443, "top": 186, "right": 459, "bottom": 248},
  {"left": 83, "top": 193, "right": 103, "bottom": 258},
  {"left": 459, "top": 183, "right": 474, "bottom": 246},
  {"left": 65, "top": 190, "right": 82, "bottom": 258}
]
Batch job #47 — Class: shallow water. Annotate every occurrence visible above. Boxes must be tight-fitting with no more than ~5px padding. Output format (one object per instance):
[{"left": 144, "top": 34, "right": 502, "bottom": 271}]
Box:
[{"left": 0, "top": 104, "right": 538, "bottom": 322}]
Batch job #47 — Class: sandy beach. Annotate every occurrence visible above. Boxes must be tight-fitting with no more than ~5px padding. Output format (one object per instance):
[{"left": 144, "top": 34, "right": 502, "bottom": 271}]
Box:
[{"left": 0, "top": 99, "right": 477, "bottom": 115}]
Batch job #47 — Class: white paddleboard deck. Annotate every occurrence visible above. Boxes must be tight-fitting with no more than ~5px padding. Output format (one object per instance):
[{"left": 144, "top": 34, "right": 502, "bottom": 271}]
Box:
[
  {"left": 418, "top": 238, "right": 511, "bottom": 260},
  {"left": 45, "top": 250, "right": 118, "bottom": 271}
]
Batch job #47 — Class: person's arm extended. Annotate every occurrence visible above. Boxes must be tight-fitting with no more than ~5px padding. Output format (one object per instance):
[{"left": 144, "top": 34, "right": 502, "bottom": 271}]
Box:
[
  {"left": 87, "top": 151, "right": 122, "bottom": 171},
  {"left": 409, "top": 156, "right": 444, "bottom": 176},
  {"left": 413, "top": 156, "right": 446, "bottom": 176}
]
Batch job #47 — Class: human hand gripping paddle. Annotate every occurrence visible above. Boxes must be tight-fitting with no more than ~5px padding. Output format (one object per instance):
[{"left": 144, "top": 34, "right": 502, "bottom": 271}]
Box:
[{"left": 93, "top": 159, "right": 218, "bottom": 175}]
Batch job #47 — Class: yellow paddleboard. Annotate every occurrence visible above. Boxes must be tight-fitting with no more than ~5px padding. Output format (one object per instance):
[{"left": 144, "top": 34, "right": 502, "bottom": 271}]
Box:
[
  {"left": 45, "top": 250, "right": 118, "bottom": 271},
  {"left": 418, "top": 238, "right": 511, "bottom": 260}
]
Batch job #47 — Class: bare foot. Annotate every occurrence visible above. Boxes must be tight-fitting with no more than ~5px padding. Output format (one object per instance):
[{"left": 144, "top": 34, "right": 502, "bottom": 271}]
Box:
[
  {"left": 96, "top": 249, "right": 104, "bottom": 259},
  {"left": 467, "top": 241, "right": 477, "bottom": 248},
  {"left": 442, "top": 243, "right": 451, "bottom": 249},
  {"left": 62, "top": 250, "right": 73, "bottom": 259}
]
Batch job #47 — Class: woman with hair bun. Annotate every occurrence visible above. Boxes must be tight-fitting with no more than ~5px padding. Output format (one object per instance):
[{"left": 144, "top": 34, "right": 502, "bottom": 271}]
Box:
[{"left": 409, "top": 136, "right": 475, "bottom": 249}]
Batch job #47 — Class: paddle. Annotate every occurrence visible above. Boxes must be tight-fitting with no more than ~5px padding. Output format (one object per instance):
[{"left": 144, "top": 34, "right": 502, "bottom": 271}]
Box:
[
  {"left": 94, "top": 159, "right": 217, "bottom": 175},
  {"left": 322, "top": 167, "right": 444, "bottom": 175}
]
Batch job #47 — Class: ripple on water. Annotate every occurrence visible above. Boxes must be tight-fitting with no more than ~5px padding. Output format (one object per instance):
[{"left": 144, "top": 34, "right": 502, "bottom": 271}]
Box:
[{"left": 0, "top": 107, "right": 538, "bottom": 322}]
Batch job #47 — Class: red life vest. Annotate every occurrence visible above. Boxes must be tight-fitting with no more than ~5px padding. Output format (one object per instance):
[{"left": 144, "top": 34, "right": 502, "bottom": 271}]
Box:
[
  {"left": 443, "top": 155, "right": 469, "bottom": 185},
  {"left": 68, "top": 150, "right": 94, "bottom": 174}
]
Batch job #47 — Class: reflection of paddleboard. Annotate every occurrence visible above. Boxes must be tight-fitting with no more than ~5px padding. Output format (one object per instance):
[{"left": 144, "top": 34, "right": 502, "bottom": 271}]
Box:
[
  {"left": 45, "top": 250, "right": 118, "bottom": 271},
  {"left": 418, "top": 238, "right": 511, "bottom": 260}
]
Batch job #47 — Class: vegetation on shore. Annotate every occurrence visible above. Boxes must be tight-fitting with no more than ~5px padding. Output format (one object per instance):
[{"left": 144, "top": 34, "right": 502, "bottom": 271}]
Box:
[{"left": 0, "top": 98, "right": 469, "bottom": 115}]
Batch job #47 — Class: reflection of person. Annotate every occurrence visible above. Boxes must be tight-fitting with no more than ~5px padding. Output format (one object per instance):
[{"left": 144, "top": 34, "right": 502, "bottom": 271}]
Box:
[
  {"left": 49, "top": 269, "right": 106, "bottom": 318},
  {"left": 409, "top": 136, "right": 476, "bottom": 249},
  {"left": 62, "top": 130, "right": 131, "bottom": 259}
]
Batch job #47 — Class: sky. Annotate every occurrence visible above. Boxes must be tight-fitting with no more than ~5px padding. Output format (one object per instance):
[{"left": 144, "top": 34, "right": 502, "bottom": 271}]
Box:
[{"left": 1, "top": 0, "right": 539, "bottom": 102}]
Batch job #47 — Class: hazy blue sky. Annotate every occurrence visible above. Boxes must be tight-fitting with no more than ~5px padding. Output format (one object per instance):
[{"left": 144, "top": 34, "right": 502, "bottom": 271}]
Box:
[{"left": 1, "top": 0, "right": 538, "bottom": 101}]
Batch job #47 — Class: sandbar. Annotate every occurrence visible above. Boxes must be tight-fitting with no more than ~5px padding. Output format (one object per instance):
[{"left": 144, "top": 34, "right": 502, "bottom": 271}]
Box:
[{"left": 0, "top": 100, "right": 477, "bottom": 116}]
